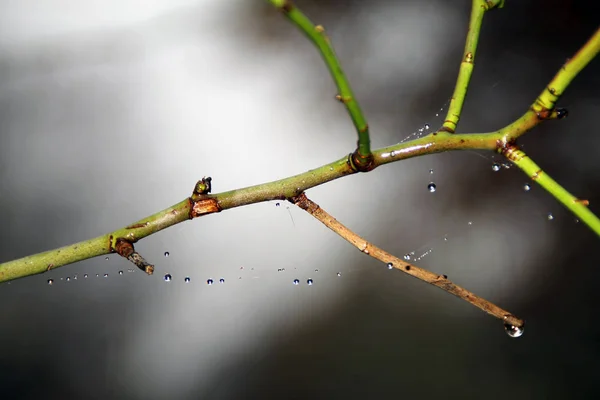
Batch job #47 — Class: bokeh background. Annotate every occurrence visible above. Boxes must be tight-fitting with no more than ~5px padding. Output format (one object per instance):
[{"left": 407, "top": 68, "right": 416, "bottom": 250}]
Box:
[{"left": 1, "top": 0, "right": 599, "bottom": 398}]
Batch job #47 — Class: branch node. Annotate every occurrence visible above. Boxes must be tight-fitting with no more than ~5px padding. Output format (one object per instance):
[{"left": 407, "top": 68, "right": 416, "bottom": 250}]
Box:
[
  {"left": 501, "top": 145, "right": 526, "bottom": 162},
  {"left": 274, "top": 0, "right": 294, "bottom": 13},
  {"left": 335, "top": 94, "right": 352, "bottom": 104},
  {"left": 349, "top": 150, "right": 375, "bottom": 173},
  {"left": 114, "top": 238, "right": 154, "bottom": 275}
]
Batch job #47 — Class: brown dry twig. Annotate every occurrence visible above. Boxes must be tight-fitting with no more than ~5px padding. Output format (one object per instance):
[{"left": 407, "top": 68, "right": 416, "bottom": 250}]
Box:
[{"left": 290, "top": 193, "right": 524, "bottom": 333}]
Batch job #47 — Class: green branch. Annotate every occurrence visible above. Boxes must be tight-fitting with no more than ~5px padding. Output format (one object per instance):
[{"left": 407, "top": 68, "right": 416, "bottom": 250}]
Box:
[
  {"left": 503, "top": 145, "right": 600, "bottom": 234},
  {"left": 531, "top": 27, "right": 600, "bottom": 114},
  {"left": 0, "top": 1, "right": 598, "bottom": 313},
  {"left": 442, "top": 0, "right": 503, "bottom": 133},
  {"left": 269, "top": 0, "right": 372, "bottom": 170}
]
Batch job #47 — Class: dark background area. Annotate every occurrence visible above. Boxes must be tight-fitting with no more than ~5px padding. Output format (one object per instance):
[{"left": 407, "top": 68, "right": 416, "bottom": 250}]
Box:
[{"left": 0, "top": 0, "right": 599, "bottom": 398}]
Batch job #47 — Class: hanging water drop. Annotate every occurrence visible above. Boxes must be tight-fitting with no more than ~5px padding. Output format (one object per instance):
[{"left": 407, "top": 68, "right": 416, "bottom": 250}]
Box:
[
  {"left": 207, "top": 279, "right": 214, "bottom": 285},
  {"left": 427, "top": 182, "right": 437, "bottom": 193},
  {"left": 403, "top": 254, "right": 411, "bottom": 261},
  {"left": 547, "top": 213, "right": 554, "bottom": 221},
  {"left": 47, "top": 279, "right": 54, "bottom": 285},
  {"left": 66, "top": 277, "right": 71, "bottom": 282},
  {"left": 184, "top": 276, "right": 191, "bottom": 283},
  {"left": 84, "top": 274, "right": 88, "bottom": 278},
  {"left": 307, "top": 278, "right": 314, "bottom": 285},
  {"left": 164, "top": 274, "right": 172, "bottom": 282},
  {"left": 314, "top": 269, "right": 319, "bottom": 272},
  {"left": 387, "top": 262, "right": 394, "bottom": 270},
  {"left": 424, "top": 123, "right": 430, "bottom": 130},
  {"left": 523, "top": 183, "right": 531, "bottom": 191},
  {"left": 105, "top": 256, "right": 109, "bottom": 261},
  {"left": 429, "top": 169, "right": 434, "bottom": 174},
  {"left": 219, "top": 278, "right": 225, "bottom": 284},
  {"left": 293, "top": 279, "right": 300, "bottom": 285},
  {"left": 164, "top": 251, "right": 170, "bottom": 257},
  {"left": 103, "top": 273, "right": 108, "bottom": 278},
  {"left": 492, "top": 163, "right": 501, "bottom": 172},
  {"left": 504, "top": 323, "right": 524, "bottom": 338},
  {"left": 73, "top": 275, "right": 78, "bottom": 280},
  {"left": 276, "top": 202, "right": 280, "bottom": 207},
  {"left": 118, "top": 271, "right": 123, "bottom": 275},
  {"left": 337, "top": 272, "right": 341, "bottom": 277},
  {"left": 468, "top": 221, "right": 473, "bottom": 226}
]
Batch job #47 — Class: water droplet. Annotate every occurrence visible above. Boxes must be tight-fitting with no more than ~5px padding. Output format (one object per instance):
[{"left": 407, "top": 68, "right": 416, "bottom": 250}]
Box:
[
  {"left": 435, "top": 113, "right": 439, "bottom": 117},
  {"left": 219, "top": 278, "right": 225, "bottom": 284},
  {"left": 66, "top": 277, "right": 71, "bottom": 282},
  {"left": 73, "top": 275, "right": 78, "bottom": 280},
  {"left": 276, "top": 202, "right": 280, "bottom": 207},
  {"left": 184, "top": 276, "right": 191, "bottom": 283},
  {"left": 314, "top": 269, "right": 319, "bottom": 272},
  {"left": 47, "top": 279, "right": 54, "bottom": 285},
  {"left": 429, "top": 169, "right": 434, "bottom": 174},
  {"left": 293, "top": 279, "right": 300, "bottom": 285},
  {"left": 492, "top": 163, "right": 501, "bottom": 172},
  {"left": 424, "top": 123, "right": 430, "bottom": 130},
  {"left": 427, "top": 182, "right": 437, "bottom": 193},
  {"left": 403, "top": 254, "right": 411, "bottom": 261},
  {"left": 105, "top": 256, "right": 109, "bottom": 261},
  {"left": 118, "top": 270, "right": 123, "bottom": 275},
  {"left": 84, "top": 274, "right": 88, "bottom": 278},
  {"left": 164, "top": 251, "right": 170, "bottom": 257},
  {"left": 164, "top": 274, "right": 172, "bottom": 282},
  {"left": 337, "top": 272, "right": 341, "bottom": 277},
  {"left": 443, "top": 235, "right": 448, "bottom": 242},
  {"left": 207, "top": 279, "right": 214, "bottom": 285},
  {"left": 103, "top": 273, "right": 108, "bottom": 278},
  {"left": 523, "top": 183, "right": 531, "bottom": 191},
  {"left": 96, "top": 274, "right": 99, "bottom": 277},
  {"left": 468, "top": 221, "right": 473, "bottom": 226},
  {"left": 387, "top": 262, "right": 394, "bottom": 270},
  {"left": 504, "top": 323, "right": 524, "bottom": 338},
  {"left": 575, "top": 219, "right": 580, "bottom": 223},
  {"left": 307, "top": 279, "right": 314, "bottom": 285},
  {"left": 128, "top": 268, "right": 134, "bottom": 273},
  {"left": 547, "top": 213, "right": 554, "bottom": 221}
]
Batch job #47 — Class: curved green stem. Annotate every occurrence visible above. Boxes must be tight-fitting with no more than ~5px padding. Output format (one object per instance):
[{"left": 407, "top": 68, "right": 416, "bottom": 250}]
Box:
[
  {"left": 503, "top": 145, "right": 600, "bottom": 235},
  {"left": 269, "top": 0, "right": 372, "bottom": 168},
  {"left": 442, "top": 0, "right": 503, "bottom": 133}
]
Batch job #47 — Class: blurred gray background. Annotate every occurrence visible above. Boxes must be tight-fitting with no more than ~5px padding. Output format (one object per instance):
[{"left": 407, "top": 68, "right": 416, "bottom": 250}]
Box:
[{"left": 0, "top": 0, "right": 599, "bottom": 398}]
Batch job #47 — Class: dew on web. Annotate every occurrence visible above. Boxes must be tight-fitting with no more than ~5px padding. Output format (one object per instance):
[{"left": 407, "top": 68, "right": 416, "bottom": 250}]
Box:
[{"left": 398, "top": 99, "right": 450, "bottom": 143}]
